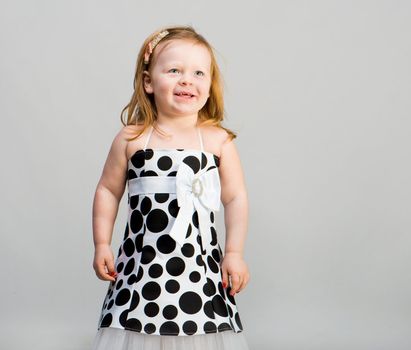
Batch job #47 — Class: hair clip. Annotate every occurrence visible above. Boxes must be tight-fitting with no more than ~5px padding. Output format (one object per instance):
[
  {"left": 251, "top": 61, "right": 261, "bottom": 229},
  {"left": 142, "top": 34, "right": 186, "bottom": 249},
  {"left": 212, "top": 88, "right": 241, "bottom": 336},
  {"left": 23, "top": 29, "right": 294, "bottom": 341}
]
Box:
[{"left": 144, "top": 30, "right": 169, "bottom": 65}]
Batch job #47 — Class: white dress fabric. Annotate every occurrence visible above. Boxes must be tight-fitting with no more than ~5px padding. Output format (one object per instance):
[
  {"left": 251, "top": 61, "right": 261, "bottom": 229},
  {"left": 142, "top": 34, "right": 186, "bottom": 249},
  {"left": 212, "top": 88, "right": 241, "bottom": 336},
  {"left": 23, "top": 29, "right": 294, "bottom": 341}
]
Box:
[{"left": 91, "top": 125, "right": 250, "bottom": 349}]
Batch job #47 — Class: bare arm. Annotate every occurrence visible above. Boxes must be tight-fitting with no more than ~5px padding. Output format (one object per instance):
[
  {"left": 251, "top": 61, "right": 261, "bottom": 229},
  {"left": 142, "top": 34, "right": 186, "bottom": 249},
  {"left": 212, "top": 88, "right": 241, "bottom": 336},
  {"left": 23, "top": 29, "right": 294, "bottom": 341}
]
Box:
[
  {"left": 219, "top": 135, "right": 249, "bottom": 257},
  {"left": 92, "top": 127, "right": 129, "bottom": 249}
]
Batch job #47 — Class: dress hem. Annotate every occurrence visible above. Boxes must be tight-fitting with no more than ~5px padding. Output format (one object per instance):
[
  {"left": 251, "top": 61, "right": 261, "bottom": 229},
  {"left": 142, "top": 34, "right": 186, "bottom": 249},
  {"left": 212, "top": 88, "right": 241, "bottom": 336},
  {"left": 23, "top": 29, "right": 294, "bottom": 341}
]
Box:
[{"left": 97, "top": 324, "right": 242, "bottom": 337}]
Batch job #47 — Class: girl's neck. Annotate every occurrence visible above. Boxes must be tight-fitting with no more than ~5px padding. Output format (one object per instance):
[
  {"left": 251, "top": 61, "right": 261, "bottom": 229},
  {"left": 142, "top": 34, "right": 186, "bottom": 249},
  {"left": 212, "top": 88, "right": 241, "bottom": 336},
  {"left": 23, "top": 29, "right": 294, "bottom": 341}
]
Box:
[{"left": 154, "top": 116, "right": 200, "bottom": 132}]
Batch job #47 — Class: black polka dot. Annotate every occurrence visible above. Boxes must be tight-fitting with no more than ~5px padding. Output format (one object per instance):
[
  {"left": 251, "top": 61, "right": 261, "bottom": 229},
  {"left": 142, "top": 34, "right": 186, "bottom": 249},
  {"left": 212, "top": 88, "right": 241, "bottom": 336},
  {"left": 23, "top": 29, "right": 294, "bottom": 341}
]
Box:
[
  {"left": 160, "top": 321, "right": 179, "bottom": 335},
  {"left": 140, "top": 197, "right": 152, "bottom": 215},
  {"left": 185, "top": 224, "right": 192, "bottom": 238},
  {"left": 158, "top": 156, "right": 173, "bottom": 170},
  {"left": 196, "top": 255, "right": 204, "bottom": 267},
  {"left": 168, "top": 199, "right": 179, "bottom": 217},
  {"left": 210, "top": 227, "right": 218, "bottom": 245},
  {"left": 212, "top": 248, "right": 220, "bottom": 263},
  {"left": 166, "top": 257, "right": 185, "bottom": 276},
  {"left": 130, "top": 210, "right": 143, "bottom": 233},
  {"left": 147, "top": 209, "right": 169, "bottom": 232},
  {"left": 144, "top": 302, "right": 159, "bottom": 317},
  {"left": 125, "top": 318, "right": 142, "bottom": 331},
  {"left": 127, "top": 273, "right": 137, "bottom": 285},
  {"left": 165, "top": 279, "right": 180, "bottom": 294},
  {"left": 189, "top": 271, "right": 201, "bottom": 282},
  {"left": 130, "top": 195, "right": 139, "bottom": 210},
  {"left": 183, "top": 320, "right": 197, "bottom": 335},
  {"left": 115, "top": 289, "right": 131, "bottom": 306},
  {"left": 183, "top": 155, "right": 200, "bottom": 173},
  {"left": 200, "top": 153, "right": 207, "bottom": 169},
  {"left": 130, "top": 151, "right": 144, "bottom": 168},
  {"left": 148, "top": 263, "right": 163, "bottom": 278},
  {"left": 135, "top": 233, "right": 144, "bottom": 253},
  {"left": 143, "top": 170, "right": 158, "bottom": 176},
  {"left": 203, "top": 300, "right": 215, "bottom": 319},
  {"left": 141, "top": 281, "right": 161, "bottom": 300},
  {"left": 218, "top": 322, "right": 232, "bottom": 331},
  {"left": 227, "top": 304, "right": 233, "bottom": 317},
  {"left": 163, "top": 305, "right": 178, "bottom": 320},
  {"left": 124, "top": 258, "right": 135, "bottom": 276},
  {"left": 181, "top": 243, "right": 195, "bottom": 257},
  {"left": 122, "top": 223, "right": 129, "bottom": 240},
  {"left": 115, "top": 279, "right": 123, "bottom": 290},
  {"left": 207, "top": 256, "right": 219, "bottom": 274},
  {"left": 226, "top": 286, "right": 236, "bottom": 305},
  {"left": 117, "top": 262, "right": 124, "bottom": 273},
  {"left": 128, "top": 169, "right": 137, "bottom": 180},
  {"left": 155, "top": 193, "right": 169, "bottom": 203},
  {"left": 212, "top": 294, "right": 228, "bottom": 317},
  {"left": 128, "top": 290, "right": 140, "bottom": 311},
  {"left": 218, "top": 281, "right": 226, "bottom": 300},
  {"left": 100, "top": 313, "right": 112, "bottom": 327},
  {"left": 119, "top": 309, "right": 129, "bottom": 327},
  {"left": 141, "top": 245, "right": 156, "bottom": 264},
  {"left": 144, "top": 149, "right": 154, "bottom": 159},
  {"left": 157, "top": 234, "right": 176, "bottom": 254},
  {"left": 179, "top": 291, "right": 202, "bottom": 314},
  {"left": 136, "top": 265, "right": 144, "bottom": 282},
  {"left": 192, "top": 211, "right": 199, "bottom": 229},
  {"left": 204, "top": 321, "right": 217, "bottom": 333},
  {"left": 235, "top": 312, "right": 243, "bottom": 330},
  {"left": 117, "top": 245, "right": 122, "bottom": 258},
  {"left": 203, "top": 278, "right": 216, "bottom": 297},
  {"left": 123, "top": 238, "right": 135, "bottom": 257},
  {"left": 144, "top": 323, "right": 156, "bottom": 334}
]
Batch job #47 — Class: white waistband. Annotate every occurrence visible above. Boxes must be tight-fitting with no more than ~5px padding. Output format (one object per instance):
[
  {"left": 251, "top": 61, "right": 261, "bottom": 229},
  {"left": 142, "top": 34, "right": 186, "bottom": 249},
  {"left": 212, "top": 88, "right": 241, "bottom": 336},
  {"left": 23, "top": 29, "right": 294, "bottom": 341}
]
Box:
[{"left": 128, "top": 176, "right": 177, "bottom": 195}]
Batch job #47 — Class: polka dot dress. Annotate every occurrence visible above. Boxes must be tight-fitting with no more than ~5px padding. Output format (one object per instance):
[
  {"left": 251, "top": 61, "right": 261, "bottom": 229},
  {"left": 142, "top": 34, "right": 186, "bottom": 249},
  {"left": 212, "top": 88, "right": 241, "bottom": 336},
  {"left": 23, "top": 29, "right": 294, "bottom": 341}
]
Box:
[{"left": 91, "top": 126, "right": 249, "bottom": 350}]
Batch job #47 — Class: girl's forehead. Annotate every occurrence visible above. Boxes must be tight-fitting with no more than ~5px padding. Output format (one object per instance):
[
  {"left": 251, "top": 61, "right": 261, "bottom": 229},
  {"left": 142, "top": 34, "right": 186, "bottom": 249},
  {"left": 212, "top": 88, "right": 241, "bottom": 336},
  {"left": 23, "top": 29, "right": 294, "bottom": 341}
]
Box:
[{"left": 155, "top": 40, "right": 211, "bottom": 65}]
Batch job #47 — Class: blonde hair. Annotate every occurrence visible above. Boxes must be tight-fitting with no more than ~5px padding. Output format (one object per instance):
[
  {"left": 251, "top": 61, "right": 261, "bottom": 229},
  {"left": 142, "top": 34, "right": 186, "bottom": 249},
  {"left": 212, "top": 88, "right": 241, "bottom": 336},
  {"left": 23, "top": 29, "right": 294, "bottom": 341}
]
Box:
[{"left": 120, "top": 25, "right": 236, "bottom": 142}]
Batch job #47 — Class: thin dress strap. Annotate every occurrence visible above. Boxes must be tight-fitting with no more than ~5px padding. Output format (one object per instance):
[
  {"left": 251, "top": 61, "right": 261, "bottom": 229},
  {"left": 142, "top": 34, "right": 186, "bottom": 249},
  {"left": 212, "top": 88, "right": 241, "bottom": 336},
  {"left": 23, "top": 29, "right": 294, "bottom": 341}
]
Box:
[
  {"left": 197, "top": 126, "right": 204, "bottom": 152},
  {"left": 143, "top": 125, "right": 154, "bottom": 151},
  {"left": 197, "top": 126, "right": 204, "bottom": 169}
]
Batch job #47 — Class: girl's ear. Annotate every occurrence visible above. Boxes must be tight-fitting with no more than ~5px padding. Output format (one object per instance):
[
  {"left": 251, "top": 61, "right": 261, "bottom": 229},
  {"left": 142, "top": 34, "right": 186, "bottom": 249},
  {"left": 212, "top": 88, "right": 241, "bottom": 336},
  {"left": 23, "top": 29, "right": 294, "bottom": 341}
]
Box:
[{"left": 143, "top": 70, "right": 154, "bottom": 94}]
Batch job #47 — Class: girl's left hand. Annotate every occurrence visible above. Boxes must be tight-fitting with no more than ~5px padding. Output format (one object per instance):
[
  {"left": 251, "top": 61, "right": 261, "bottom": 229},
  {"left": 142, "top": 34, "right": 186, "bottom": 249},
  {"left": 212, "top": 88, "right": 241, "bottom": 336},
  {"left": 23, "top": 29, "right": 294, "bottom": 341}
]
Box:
[{"left": 220, "top": 252, "right": 250, "bottom": 296}]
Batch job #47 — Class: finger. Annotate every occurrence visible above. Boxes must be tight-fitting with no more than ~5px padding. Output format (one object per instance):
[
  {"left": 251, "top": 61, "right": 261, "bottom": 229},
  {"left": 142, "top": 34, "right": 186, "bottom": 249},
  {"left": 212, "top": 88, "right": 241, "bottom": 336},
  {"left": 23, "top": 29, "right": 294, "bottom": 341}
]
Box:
[
  {"left": 106, "top": 259, "right": 117, "bottom": 277},
  {"left": 238, "top": 274, "right": 249, "bottom": 292},
  {"left": 98, "top": 263, "right": 116, "bottom": 282},
  {"left": 221, "top": 267, "right": 229, "bottom": 289},
  {"left": 230, "top": 274, "right": 241, "bottom": 295}
]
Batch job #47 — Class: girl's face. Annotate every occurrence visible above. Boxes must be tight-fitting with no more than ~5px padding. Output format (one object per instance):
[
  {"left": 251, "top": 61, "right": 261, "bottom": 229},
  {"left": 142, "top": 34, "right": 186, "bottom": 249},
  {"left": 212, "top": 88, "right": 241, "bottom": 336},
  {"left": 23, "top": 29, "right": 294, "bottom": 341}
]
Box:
[{"left": 143, "top": 39, "right": 212, "bottom": 120}]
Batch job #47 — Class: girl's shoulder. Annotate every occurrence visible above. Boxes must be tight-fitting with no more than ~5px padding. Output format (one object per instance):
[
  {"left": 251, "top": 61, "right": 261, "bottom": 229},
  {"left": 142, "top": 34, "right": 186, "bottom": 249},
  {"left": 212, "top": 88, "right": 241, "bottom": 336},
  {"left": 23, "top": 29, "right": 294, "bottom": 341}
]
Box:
[
  {"left": 201, "top": 125, "right": 231, "bottom": 157},
  {"left": 119, "top": 124, "right": 150, "bottom": 160}
]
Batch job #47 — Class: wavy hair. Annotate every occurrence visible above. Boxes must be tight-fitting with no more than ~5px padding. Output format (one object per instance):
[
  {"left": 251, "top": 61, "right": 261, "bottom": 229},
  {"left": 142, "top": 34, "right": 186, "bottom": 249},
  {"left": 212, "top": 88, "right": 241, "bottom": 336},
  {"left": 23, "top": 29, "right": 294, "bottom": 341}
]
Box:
[{"left": 120, "top": 25, "right": 236, "bottom": 142}]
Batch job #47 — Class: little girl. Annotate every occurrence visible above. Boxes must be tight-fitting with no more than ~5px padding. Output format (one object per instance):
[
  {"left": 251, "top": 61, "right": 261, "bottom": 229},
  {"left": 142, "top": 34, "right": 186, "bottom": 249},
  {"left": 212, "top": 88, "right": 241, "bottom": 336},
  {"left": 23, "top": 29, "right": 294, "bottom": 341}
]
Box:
[{"left": 91, "top": 25, "right": 250, "bottom": 350}]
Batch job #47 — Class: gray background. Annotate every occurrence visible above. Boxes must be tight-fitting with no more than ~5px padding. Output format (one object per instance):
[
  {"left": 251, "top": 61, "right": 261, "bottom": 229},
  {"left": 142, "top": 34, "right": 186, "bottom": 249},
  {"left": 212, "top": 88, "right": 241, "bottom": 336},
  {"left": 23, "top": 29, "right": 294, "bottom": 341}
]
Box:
[{"left": 1, "top": 1, "right": 410, "bottom": 349}]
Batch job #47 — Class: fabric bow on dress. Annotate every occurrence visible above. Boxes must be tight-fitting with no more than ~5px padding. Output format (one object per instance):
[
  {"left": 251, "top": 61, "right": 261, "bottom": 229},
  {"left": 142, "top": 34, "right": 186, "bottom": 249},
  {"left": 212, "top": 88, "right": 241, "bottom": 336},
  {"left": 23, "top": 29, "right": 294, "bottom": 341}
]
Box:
[{"left": 168, "top": 162, "right": 221, "bottom": 254}]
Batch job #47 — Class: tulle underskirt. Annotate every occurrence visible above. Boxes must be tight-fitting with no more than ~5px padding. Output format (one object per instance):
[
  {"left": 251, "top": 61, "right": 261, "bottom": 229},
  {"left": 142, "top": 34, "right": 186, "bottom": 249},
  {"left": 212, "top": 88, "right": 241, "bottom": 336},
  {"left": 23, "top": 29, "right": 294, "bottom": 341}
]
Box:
[{"left": 90, "top": 326, "right": 250, "bottom": 350}]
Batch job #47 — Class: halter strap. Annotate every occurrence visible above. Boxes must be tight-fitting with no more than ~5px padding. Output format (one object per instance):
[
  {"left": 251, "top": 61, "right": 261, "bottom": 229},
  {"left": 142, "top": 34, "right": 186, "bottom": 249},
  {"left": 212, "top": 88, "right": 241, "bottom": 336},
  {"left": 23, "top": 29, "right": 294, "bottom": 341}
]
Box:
[
  {"left": 197, "top": 126, "right": 204, "bottom": 152},
  {"left": 143, "top": 125, "right": 155, "bottom": 151}
]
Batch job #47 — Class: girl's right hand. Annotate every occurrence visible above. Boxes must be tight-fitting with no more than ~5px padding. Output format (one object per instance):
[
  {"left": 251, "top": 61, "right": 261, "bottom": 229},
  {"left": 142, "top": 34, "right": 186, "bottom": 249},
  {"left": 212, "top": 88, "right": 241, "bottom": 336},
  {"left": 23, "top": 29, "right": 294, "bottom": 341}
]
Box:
[{"left": 93, "top": 244, "right": 118, "bottom": 282}]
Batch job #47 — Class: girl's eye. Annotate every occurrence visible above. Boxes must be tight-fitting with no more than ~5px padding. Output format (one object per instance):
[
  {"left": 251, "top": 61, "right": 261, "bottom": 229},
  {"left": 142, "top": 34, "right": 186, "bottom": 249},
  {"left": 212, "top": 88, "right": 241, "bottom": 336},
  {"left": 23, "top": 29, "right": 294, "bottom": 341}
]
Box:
[{"left": 168, "top": 68, "right": 205, "bottom": 76}]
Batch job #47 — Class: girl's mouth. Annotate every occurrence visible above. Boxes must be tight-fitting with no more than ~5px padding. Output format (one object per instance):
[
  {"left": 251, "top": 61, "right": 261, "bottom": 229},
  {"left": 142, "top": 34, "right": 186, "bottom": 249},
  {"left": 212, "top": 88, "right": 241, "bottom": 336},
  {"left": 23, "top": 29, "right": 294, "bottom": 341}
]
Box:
[{"left": 174, "top": 93, "right": 195, "bottom": 100}]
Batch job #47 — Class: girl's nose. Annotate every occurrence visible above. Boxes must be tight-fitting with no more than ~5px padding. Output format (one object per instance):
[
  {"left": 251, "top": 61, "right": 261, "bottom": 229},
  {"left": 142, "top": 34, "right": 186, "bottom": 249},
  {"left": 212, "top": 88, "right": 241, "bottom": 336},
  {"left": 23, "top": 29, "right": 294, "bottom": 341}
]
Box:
[{"left": 179, "top": 73, "right": 193, "bottom": 85}]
